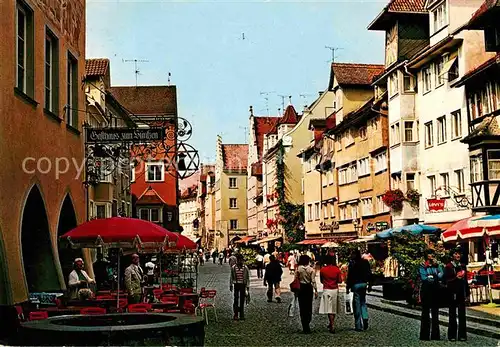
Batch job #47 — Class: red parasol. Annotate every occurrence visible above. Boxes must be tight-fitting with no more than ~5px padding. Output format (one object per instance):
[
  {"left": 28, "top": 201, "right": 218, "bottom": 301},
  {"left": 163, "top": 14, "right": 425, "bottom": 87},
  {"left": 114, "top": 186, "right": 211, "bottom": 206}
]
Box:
[
  {"left": 441, "top": 216, "right": 500, "bottom": 242},
  {"left": 173, "top": 234, "right": 197, "bottom": 251},
  {"left": 61, "top": 217, "right": 178, "bottom": 249}
]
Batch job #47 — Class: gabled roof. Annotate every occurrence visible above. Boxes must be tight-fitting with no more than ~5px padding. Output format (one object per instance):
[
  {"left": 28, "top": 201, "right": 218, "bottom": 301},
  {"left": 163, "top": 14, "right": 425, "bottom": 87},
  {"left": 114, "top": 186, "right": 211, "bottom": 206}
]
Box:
[
  {"left": 278, "top": 105, "right": 300, "bottom": 125},
  {"left": 222, "top": 144, "right": 248, "bottom": 171},
  {"left": 136, "top": 186, "right": 167, "bottom": 205},
  {"left": 329, "top": 63, "right": 385, "bottom": 89},
  {"left": 454, "top": 53, "right": 500, "bottom": 87},
  {"left": 85, "top": 58, "right": 110, "bottom": 77},
  {"left": 180, "top": 184, "right": 198, "bottom": 200},
  {"left": 110, "top": 86, "right": 177, "bottom": 116},
  {"left": 468, "top": 0, "right": 500, "bottom": 29},
  {"left": 253, "top": 116, "right": 280, "bottom": 159},
  {"left": 369, "top": 0, "right": 427, "bottom": 30}
]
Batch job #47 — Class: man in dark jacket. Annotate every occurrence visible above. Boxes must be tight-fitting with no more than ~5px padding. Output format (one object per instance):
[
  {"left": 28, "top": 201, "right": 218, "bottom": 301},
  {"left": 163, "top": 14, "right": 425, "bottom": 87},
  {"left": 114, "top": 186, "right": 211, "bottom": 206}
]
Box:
[
  {"left": 445, "top": 249, "right": 469, "bottom": 341},
  {"left": 264, "top": 255, "right": 283, "bottom": 303}
]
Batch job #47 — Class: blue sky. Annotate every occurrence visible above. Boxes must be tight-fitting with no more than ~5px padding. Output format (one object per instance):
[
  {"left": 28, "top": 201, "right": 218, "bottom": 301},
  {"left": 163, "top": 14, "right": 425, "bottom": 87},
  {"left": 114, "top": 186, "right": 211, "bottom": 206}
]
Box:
[{"left": 86, "top": 0, "right": 386, "bottom": 163}]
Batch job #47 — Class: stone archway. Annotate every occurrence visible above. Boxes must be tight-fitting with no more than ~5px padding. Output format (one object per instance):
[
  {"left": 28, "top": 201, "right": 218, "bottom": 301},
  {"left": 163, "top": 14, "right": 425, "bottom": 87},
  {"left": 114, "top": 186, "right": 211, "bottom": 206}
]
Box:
[
  {"left": 57, "top": 195, "right": 81, "bottom": 282},
  {"left": 21, "top": 186, "right": 59, "bottom": 292}
]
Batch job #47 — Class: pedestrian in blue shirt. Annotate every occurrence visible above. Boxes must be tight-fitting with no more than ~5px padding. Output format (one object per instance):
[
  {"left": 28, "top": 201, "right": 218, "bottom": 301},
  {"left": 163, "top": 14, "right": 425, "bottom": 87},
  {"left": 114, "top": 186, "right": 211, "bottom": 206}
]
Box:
[{"left": 419, "top": 251, "right": 444, "bottom": 341}]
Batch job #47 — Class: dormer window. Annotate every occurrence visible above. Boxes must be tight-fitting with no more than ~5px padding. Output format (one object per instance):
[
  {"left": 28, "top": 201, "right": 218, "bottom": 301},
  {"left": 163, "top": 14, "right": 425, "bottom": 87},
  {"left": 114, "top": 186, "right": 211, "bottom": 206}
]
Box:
[{"left": 431, "top": 1, "right": 448, "bottom": 34}]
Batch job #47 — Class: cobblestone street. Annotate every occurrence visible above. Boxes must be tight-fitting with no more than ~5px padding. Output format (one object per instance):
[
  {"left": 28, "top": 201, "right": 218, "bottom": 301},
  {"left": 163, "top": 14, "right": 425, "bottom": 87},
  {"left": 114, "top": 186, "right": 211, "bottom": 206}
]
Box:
[{"left": 198, "top": 262, "right": 498, "bottom": 347}]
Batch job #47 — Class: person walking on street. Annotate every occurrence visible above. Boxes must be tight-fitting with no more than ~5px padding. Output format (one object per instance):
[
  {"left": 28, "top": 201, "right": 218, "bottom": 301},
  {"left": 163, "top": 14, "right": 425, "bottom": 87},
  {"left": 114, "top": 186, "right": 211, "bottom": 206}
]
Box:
[
  {"left": 346, "top": 249, "right": 372, "bottom": 332},
  {"left": 319, "top": 255, "right": 342, "bottom": 333},
  {"left": 212, "top": 250, "right": 218, "bottom": 264},
  {"left": 296, "top": 255, "right": 318, "bottom": 334},
  {"left": 263, "top": 252, "right": 271, "bottom": 267},
  {"left": 125, "top": 254, "right": 145, "bottom": 304},
  {"left": 445, "top": 249, "right": 469, "bottom": 342},
  {"left": 230, "top": 255, "right": 250, "bottom": 320},
  {"left": 419, "top": 251, "right": 443, "bottom": 341},
  {"left": 264, "top": 255, "right": 283, "bottom": 303},
  {"left": 287, "top": 252, "right": 297, "bottom": 275},
  {"left": 229, "top": 252, "right": 238, "bottom": 268},
  {"left": 255, "top": 253, "right": 264, "bottom": 279},
  {"left": 223, "top": 249, "right": 228, "bottom": 263},
  {"left": 218, "top": 251, "right": 224, "bottom": 265}
]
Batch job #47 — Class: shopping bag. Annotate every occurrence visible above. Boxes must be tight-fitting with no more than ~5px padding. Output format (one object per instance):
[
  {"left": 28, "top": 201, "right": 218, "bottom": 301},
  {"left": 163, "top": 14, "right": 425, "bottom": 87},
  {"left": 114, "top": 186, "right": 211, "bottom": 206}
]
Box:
[
  {"left": 245, "top": 289, "right": 251, "bottom": 305},
  {"left": 288, "top": 296, "right": 299, "bottom": 317},
  {"left": 345, "top": 292, "right": 353, "bottom": 315},
  {"left": 289, "top": 278, "right": 300, "bottom": 293}
]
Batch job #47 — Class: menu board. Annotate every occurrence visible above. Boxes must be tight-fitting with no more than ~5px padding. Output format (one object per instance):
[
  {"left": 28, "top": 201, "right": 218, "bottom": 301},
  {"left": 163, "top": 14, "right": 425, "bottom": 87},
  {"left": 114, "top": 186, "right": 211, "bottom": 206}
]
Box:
[{"left": 29, "top": 292, "right": 63, "bottom": 306}]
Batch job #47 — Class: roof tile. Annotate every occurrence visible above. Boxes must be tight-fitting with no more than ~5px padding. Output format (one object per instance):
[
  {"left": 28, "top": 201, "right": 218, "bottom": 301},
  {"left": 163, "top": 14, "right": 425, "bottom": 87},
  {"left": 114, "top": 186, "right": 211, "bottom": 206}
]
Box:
[
  {"left": 388, "top": 0, "right": 426, "bottom": 12},
  {"left": 253, "top": 116, "right": 280, "bottom": 158},
  {"left": 331, "top": 63, "right": 385, "bottom": 86},
  {"left": 222, "top": 144, "right": 248, "bottom": 171},
  {"left": 279, "top": 105, "right": 300, "bottom": 125},
  {"left": 85, "top": 59, "right": 109, "bottom": 77},
  {"left": 110, "top": 86, "right": 177, "bottom": 116}
]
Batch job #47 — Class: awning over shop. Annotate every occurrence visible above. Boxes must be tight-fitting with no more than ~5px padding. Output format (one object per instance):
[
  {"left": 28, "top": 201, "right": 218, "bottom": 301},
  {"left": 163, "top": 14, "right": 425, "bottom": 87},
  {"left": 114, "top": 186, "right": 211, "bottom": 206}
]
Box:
[
  {"left": 254, "top": 235, "right": 282, "bottom": 244},
  {"left": 321, "top": 241, "right": 340, "bottom": 248},
  {"left": 234, "top": 236, "right": 256, "bottom": 244},
  {"left": 296, "top": 239, "right": 327, "bottom": 245},
  {"left": 347, "top": 235, "right": 377, "bottom": 243}
]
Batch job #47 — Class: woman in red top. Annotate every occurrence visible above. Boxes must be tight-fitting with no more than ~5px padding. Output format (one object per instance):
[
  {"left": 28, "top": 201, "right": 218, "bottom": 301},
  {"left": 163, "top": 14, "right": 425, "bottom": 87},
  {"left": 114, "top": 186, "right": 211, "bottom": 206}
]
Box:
[{"left": 319, "top": 255, "right": 342, "bottom": 333}]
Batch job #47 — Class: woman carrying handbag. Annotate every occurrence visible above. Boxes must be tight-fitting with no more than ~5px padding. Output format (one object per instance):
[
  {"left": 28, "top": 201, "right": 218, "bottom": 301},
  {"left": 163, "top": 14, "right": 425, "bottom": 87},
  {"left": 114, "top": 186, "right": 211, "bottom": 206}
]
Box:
[{"left": 295, "top": 255, "right": 318, "bottom": 334}]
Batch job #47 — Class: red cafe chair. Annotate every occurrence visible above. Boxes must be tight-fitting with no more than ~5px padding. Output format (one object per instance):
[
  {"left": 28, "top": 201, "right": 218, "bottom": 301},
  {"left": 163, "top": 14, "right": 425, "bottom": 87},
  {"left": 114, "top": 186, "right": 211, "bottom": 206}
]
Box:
[
  {"left": 15, "top": 306, "right": 25, "bottom": 322},
  {"left": 81, "top": 307, "right": 106, "bottom": 315},
  {"left": 29, "top": 311, "right": 49, "bottom": 321},
  {"left": 127, "top": 303, "right": 151, "bottom": 313},
  {"left": 129, "top": 308, "right": 148, "bottom": 313},
  {"left": 153, "top": 289, "right": 164, "bottom": 298},
  {"left": 180, "top": 288, "right": 194, "bottom": 294},
  {"left": 160, "top": 296, "right": 179, "bottom": 305},
  {"left": 96, "top": 295, "right": 113, "bottom": 300},
  {"left": 196, "top": 290, "right": 217, "bottom": 324},
  {"left": 183, "top": 300, "right": 196, "bottom": 314}
]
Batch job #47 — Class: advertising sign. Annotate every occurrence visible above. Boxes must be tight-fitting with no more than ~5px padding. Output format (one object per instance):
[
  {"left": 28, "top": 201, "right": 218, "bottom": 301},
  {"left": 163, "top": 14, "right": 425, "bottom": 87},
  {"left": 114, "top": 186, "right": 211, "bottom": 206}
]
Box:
[{"left": 427, "top": 199, "right": 445, "bottom": 211}]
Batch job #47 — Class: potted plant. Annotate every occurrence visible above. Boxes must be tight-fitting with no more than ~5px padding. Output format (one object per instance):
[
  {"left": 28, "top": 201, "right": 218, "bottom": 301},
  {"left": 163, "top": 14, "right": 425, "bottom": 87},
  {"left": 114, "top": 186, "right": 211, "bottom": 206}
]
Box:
[
  {"left": 406, "top": 189, "right": 421, "bottom": 208},
  {"left": 382, "top": 189, "right": 405, "bottom": 212}
]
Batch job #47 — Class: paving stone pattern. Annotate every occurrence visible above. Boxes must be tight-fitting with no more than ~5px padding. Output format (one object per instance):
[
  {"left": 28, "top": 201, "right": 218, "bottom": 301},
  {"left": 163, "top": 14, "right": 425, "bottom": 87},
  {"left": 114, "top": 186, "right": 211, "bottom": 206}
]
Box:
[{"left": 198, "top": 262, "right": 499, "bottom": 347}]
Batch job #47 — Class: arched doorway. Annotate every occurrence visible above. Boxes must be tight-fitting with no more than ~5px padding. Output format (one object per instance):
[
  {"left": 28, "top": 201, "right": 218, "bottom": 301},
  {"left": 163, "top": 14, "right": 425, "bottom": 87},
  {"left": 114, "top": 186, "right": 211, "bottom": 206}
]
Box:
[
  {"left": 57, "top": 195, "right": 81, "bottom": 282},
  {"left": 21, "top": 186, "right": 59, "bottom": 292}
]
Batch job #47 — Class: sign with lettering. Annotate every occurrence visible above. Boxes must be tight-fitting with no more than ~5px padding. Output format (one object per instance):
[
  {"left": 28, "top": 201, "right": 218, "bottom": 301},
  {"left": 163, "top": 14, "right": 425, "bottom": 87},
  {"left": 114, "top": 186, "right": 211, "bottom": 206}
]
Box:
[
  {"left": 366, "top": 223, "right": 376, "bottom": 231},
  {"left": 86, "top": 128, "right": 165, "bottom": 143},
  {"left": 427, "top": 199, "right": 445, "bottom": 211},
  {"left": 29, "top": 292, "right": 63, "bottom": 306},
  {"left": 319, "top": 221, "right": 340, "bottom": 232},
  {"left": 376, "top": 222, "right": 389, "bottom": 231}
]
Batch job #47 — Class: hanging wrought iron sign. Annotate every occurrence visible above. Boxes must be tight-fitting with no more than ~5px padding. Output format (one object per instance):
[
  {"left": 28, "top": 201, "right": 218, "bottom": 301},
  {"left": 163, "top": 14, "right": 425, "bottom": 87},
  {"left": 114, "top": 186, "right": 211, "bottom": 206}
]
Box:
[
  {"left": 86, "top": 128, "right": 165, "bottom": 143},
  {"left": 165, "top": 142, "right": 200, "bottom": 179}
]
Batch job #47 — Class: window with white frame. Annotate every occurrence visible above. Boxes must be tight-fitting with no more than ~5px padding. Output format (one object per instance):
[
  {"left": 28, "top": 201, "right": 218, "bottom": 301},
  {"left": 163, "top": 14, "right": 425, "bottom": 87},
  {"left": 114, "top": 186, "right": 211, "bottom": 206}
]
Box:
[
  {"left": 361, "top": 197, "right": 372, "bottom": 216},
  {"left": 229, "top": 198, "right": 237, "bottom": 209},
  {"left": 428, "top": 175, "right": 437, "bottom": 196},
  {"left": 66, "top": 52, "right": 78, "bottom": 127},
  {"left": 230, "top": 219, "right": 238, "bottom": 230},
  {"left": 359, "top": 126, "right": 367, "bottom": 140},
  {"left": 45, "top": 28, "right": 58, "bottom": 112},
  {"left": 376, "top": 196, "right": 389, "bottom": 213},
  {"left": 448, "top": 55, "right": 459, "bottom": 81},
  {"left": 323, "top": 204, "right": 328, "bottom": 219},
  {"left": 455, "top": 169, "right": 465, "bottom": 193},
  {"left": 339, "top": 205, "right": 348, "bottom": 220},
  {"left": 314, "top": 203, "right": 320, "bottom": 220},
  {"left": 301, "top": 178, "right": 305, "bottom": 193},
  {"left": 392, "top": 173, "right": 402, "bottom": 190},
  {"left": 96, "top": 204, "right": 108, "bottom": 219},
  {"left": 338, "top": 167, "right": 347, "bottom": 185},
  {"left": 229, "top": 177, "right": 237, "bottom": 188},
  {"left": 437, "top": 116, "right": 447, "bottom": 144},
  {"left": 374, "top": 152, "right": 387, "bottom": 173},
  {"left": 345, "top": 129, "right": 354, "bottom": 147},
  {"left": 425, "top": 121, "right": 434, "bottom": 147},
  {"left": 404, "top": 121, "right": 414, "bottom": 142},
  {"left": 432, "top": 0, "right": 448, "bottom": 34},
  {"left": 435, "top": 56, "right": 446, "bottom": 87},
  {"left": 349, "top": 163, "right": 358, "bottom": 182},
  {"left": 406, "top": 173, "right": 416, "bottom": 191},
  {"left": 358, "top": 157, "right": 370, "bottom": 177},
  {"left": 146, "top": 162, "right": 164, "bottom": 182},
  {"left": 351, "top": 203, "right": 358, "bottom": 220},
  {"left": 99, "top": 158, "right": 113, "bottom": 183},
  {"left": 389, "top": 72, "right": 399, "bottom": 97},
  {"left": 330, "top": 203, "right": 335, "bottom": 218},
  {"left": 488, "top": 150, "right": 500, "bottom": 180},
  {"left": 16, "top": 1, "right": 34, "bottom": 96},
  {"left": 451, "top": 110, "right": 462, "bottom": 139},
  {"left": 471, "top": 155, "right": 483, "bottom": 183},
  {"left": 440, "top": 173, "right": 449, "bottom": 192},
  {"left": 321, "top": 172, "right": 327, "bottom": 187},
  {"left": 423, "top": 66, "right": 432, "bottom": 93},
  {"left": 307, "top": 204, "right": 313, "bottom": 221},
  {"left": 328, "top": 169, "right": 334, "bottom": 185},
  {"left": 390, "top": 122, "right": 400, "bottom": 145},
  {"left": 403, "top": 74, "right": 415, "bottom": 93}
]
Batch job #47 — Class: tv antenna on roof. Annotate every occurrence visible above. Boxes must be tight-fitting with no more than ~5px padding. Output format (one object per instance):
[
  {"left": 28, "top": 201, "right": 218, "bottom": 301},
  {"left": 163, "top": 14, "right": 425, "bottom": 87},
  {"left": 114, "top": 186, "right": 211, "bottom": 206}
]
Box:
[
  {"left": 325, "top": 46, "right": 343, "bottom": 63},
  {"left": 260, "top": 91, "right": 275, "bottom": 116},
  {"left": 122, "top": 59, "right": 149, "bottom": 86}
]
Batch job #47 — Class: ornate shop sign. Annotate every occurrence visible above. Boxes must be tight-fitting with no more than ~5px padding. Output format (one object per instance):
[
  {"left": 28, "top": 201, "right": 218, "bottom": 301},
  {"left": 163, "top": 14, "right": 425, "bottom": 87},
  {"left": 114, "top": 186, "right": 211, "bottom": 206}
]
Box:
[
  {"left": 319, "top": 221, "right": 340, "bottom": 232},
  {"left": 427, "top": 198, "right": 446, "bottom": 211},
  {"left": 86, "top": 128, "right": 165, "bottom": 143}
]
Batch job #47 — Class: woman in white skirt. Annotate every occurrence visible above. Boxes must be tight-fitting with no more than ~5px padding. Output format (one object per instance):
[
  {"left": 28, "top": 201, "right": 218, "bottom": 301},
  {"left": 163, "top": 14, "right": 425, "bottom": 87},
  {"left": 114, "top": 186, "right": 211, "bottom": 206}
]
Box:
[{"left": 319, "top": 255, "right": 342, "bottom": 333}]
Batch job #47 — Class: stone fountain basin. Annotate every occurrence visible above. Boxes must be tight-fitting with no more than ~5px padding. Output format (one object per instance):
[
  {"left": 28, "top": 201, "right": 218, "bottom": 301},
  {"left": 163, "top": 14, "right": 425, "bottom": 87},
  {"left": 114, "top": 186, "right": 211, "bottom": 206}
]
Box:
[{"left": 18, "top": 313, "right": 205, "bottom": 346}]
